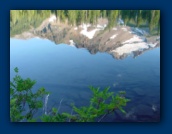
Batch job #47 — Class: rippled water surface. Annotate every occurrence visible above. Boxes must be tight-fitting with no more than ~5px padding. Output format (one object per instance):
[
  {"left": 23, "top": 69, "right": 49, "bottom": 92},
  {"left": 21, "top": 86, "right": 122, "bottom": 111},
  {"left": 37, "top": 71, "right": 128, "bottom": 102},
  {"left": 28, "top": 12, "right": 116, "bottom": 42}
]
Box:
[{"left": 10, "top": 38, "right": 160, "bottom": 122}]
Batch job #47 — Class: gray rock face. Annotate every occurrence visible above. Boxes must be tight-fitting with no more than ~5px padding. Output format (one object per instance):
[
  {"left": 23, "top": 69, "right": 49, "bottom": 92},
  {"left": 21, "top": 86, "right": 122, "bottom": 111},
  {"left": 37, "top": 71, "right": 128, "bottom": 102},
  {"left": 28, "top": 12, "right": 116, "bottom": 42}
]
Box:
[{"left": 12, "top": 18, "right": 160, "bottom": 60}]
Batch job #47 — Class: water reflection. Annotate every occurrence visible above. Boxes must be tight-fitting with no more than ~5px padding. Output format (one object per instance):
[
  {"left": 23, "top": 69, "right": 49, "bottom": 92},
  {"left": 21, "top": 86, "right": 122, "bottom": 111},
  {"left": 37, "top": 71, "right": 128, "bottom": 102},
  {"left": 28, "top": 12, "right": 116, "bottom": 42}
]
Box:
[
  {"left": 10, "top": 37, "right": 160, "bottom": 122},
  {"left": 10, "top": 11, "right": 160, "bottom": 122},
  {"left": 11, "top": 12, "right": 160, "bottom": 60}
]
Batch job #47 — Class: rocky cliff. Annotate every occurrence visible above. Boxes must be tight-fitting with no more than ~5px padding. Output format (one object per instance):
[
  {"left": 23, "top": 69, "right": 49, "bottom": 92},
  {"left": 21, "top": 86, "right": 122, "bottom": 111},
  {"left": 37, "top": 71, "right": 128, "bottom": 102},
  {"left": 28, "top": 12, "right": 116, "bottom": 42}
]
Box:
[{"left": 11, "top": 15, "right": 160, "bottom": 60}]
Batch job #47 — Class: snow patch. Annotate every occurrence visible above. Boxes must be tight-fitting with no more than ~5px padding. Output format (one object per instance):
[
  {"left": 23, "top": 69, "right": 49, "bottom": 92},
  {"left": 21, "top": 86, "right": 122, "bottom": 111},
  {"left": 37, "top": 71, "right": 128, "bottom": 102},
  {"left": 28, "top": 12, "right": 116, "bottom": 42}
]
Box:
[
  {"left": 80, "top": 23, "right": 91, "bottom": 29},
  {"left": 69, "top": 40, "right": 75, "bottom": 46},
  {"left": 148, "top": 43, "right": 157, "bottom": 48},
  {"left": 112, "top": 42, "right": 149, "bottom": 55},
  {"left": 80, "top": 23, "right": 100, "bottom": 39},
  {"left": 110, "top": 34, "right": 118, "bottom": 39},
  {"left": 96, "top": 24, "right": 107, "bottom": 30},
  {"left": 49, "top": 15, "right": 56, "bottom": 22},
  {"left": 123, "top": 35, "right": 144, "bottom": 44},
  {"left": 97, "top": 24, "right": 104, "bottom": 29},
  {"left": 81, "top": 29, "right": 100, "bottom": 39}
]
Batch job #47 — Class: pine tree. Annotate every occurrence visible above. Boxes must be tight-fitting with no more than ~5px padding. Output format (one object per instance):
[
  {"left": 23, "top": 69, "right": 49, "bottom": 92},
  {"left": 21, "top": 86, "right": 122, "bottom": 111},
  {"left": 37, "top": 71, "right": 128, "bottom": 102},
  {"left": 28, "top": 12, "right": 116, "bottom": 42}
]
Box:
[{"left": 67, "top": 10, "right": 78, "bottom": 26}]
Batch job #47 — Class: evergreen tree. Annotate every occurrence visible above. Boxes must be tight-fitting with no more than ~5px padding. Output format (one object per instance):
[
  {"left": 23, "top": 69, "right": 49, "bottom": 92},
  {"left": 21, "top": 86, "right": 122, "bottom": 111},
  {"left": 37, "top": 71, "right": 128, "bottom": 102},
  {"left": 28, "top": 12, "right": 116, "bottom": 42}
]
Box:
[
  {"left": 10, "top": 10, "right": 160, "bottom": 36},
  {"left": 136, "top": 10, "right": 143, "bottom": 27},
  {"left": 121, "top": 10, "right": 130, "bottom": 25},
  {"left": 67, "top": 10, "right": 78, "bottom": 26},
  {"left": 101, "top": 10, "right": 107, "bottom": 18},
  {"left": 77, "top": 10, "right": 86, "bottom": 25},
  {"left": 149, "top": 10, "right": 160, "bottom": 33},
  {"left": 56, "top": 10, "right": 66, "bottom": 22},
  {"left": 107, "top": 10, "right": 119, "bottom": 30}
]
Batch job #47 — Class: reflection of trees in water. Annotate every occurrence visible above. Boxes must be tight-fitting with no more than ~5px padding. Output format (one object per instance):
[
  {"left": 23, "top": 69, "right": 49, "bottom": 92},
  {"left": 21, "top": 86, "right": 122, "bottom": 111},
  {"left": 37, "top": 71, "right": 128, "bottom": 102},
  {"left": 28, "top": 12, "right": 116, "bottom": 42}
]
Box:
[
  {"left": 10, "top": 10, "right": 51, "bottom": 36},
  {"left": 10, "top": 10, "right": 160, "bottom": 36},
  {"left": 10, "top": 10, "right": 160, "bottom": 60}
]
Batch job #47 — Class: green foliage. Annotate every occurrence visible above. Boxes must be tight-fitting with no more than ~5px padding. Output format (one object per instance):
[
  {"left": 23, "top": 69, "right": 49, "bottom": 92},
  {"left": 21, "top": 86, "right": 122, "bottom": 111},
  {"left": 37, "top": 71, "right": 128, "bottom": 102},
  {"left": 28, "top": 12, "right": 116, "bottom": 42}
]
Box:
[
  {"left": 149, "top": 10, "right": 160, "bottom": 34},
  {"left": 68, "top": 86, "right": 130, "bottom": 122},
  {"left": 76, "top": 10, "right": 86, "bottom": 25},
  {"left": 56, "top": 10, "right": 67, "bottom": 22},
  {"left": 10, "top": 68, "right": 130, "bottom": 122},
  {"left": 106, "top": 10, "right": 119, "bottom": 30},
  {"left": 67, "top": 10, "right": 78, "bottom": 26},
  {"left": 10, "top": 67, "right": 49, "bottom": 122},
  {"left": 10, "top": 10, "right": 51, "bottom": 36},
  {"left": 10, "top": 10, "right": 160, "bottom": 37},
  {"left": 41, "top": 86, "right": 130, "bottom": 122},
  {"left": 40, "top": 108, "right": 67, "bottom": 122}
]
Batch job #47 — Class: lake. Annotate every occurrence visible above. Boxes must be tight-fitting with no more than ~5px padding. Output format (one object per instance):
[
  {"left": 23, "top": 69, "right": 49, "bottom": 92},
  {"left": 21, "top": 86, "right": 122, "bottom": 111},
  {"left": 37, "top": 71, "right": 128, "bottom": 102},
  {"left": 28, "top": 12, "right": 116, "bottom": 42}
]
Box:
[{"left": 10, "top": 37, "right": 160, "bottom": 122}]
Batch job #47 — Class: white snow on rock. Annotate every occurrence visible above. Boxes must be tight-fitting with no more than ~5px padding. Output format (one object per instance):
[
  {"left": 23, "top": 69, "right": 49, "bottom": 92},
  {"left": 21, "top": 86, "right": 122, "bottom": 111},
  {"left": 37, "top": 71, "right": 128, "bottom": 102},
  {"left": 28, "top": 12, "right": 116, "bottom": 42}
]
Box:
[
  {"left": 79, "top": 23, "right": 91, "bottom": 29},
  {"left": 96, "top": 24, "right": 107, "bottom": 30},
  {"left": 123, "top": 35, "right": 144, "bottom": 44},
  {"left": 97, "top": 24, "right": 104, "bottom": 30},
  {"left": 111, "top": 35, "right": 150, "bottom": 55},
  {"left": 69, "top": 40, "right": 75, "bottom": 46},
  {"left": 80, "top": 23, "right": 100, "bottom": 39},
  {"left": 112, "top": 42, "right": 149, "bottom": 55},
  {"left": 148, "top": 43, "right": 157, "bottom": 48},
  {"left": 82, "top": 29, "right": 100, "bottom": 39},
  {"left": 49, "top": 15, "right": 56, "bottom": 22},
  {"left": 110, "top": 34, "right": 118, "bottom": 39}
]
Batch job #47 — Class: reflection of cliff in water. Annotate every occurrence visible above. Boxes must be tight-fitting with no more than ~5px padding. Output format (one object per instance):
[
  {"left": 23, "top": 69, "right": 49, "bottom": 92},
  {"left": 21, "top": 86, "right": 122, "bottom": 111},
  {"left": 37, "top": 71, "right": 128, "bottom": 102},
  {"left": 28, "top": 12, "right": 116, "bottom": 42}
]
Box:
[{"left": 11, "top": 16, "right": 160, "bottom": 60}]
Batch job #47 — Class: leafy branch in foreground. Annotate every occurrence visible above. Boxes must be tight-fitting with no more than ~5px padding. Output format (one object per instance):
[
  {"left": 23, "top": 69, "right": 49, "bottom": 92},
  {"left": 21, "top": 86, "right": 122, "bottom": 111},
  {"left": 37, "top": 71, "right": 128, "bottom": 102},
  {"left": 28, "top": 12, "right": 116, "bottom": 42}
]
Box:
[
  {"left": 10, "top": 67, "right": 49, "bottom": 122},
  {"left": 44, "top": 86, "right": 130, "bottom": 122},
  {"left": 10, "top": 67, "right": 130, "bottom": 122}
]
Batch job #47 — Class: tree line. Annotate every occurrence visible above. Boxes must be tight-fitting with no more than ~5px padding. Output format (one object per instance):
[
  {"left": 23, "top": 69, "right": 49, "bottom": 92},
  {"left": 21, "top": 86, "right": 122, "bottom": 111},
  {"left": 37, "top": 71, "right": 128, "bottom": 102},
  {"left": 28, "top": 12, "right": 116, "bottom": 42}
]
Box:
[
  {"left": 10, "top": 10, "right": 51, "bottom": 36},
  {"left": 10, "top": 10, "right": 160, "bottom": 36}
]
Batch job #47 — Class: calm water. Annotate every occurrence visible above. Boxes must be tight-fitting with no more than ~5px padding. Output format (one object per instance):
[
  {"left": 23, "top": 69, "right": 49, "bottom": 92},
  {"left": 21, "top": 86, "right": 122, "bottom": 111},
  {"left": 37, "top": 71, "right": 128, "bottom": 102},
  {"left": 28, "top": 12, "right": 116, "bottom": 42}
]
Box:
[{"left": 10, "top": 38, "right": 160, "bottom": 122}]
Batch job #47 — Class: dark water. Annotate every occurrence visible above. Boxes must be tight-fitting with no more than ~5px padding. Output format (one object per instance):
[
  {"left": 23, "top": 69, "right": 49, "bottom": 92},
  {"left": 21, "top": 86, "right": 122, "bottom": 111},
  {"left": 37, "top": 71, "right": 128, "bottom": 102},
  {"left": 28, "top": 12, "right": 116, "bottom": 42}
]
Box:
[{"left": 10, "top": 38, "right": 160, "bottom": 122}]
